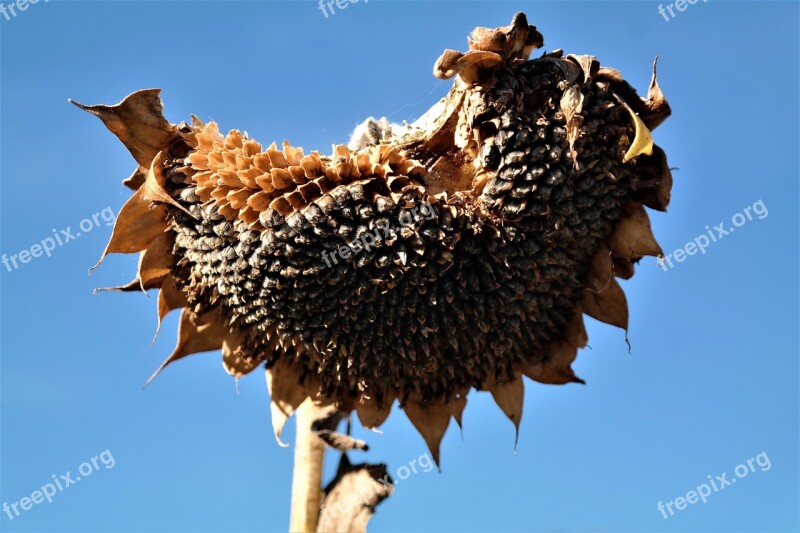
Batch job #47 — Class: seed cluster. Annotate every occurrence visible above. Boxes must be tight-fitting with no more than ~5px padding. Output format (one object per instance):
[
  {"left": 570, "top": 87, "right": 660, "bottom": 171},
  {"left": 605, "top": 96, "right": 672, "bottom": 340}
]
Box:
[{"left": 164, "top": 53, "right": 658, "bottom": 407}]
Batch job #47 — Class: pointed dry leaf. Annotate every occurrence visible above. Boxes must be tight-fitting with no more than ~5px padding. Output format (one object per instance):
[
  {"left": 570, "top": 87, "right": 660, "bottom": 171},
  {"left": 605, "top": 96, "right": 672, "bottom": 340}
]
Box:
[
  {"left": 96, "top": 234, "right": 173, "bottom": 293},
  {"left": 582, "top": 278, "right": 629, "bottom": 330},
  {"left": 403, "top": 401, "right": 451, "bottom": 467},
  {"left": 266, "top": 359, "right": 310, "bottom": 446},
  {"left": 145, "top": 308, "right": 226, "bottom": 386},
  {"left": 610, "top": 204, "right": 662, "bottom": 259},
  {"left": 490, "top": 377, "right": 524, "bottom": 441},
  {"left": 525, "top": 310, "right": 587, "bottom": 385},
  {"left": 92, "top": 187, "right": 167, "bottom": 269},
  {"left": 645, "top": 57, "right": 671, "bottom": 130},
  {"left": 169, "top": 308, "right": 227, "bottom": 360},
  {"left": 93, "top": 279, "right": 145, "bottom": 293},
  {"left": 525, "top": 342, "right": 583, "bottom": 385},
  {"left": 69, "top": 89, "right": 177, "bottom": 169}
]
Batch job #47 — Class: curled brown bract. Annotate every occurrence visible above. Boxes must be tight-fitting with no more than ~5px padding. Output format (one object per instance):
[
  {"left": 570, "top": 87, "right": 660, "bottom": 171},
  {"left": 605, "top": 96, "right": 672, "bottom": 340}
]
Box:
[{"left": 434, "top": 12, "right": 544, "bottom": 84}]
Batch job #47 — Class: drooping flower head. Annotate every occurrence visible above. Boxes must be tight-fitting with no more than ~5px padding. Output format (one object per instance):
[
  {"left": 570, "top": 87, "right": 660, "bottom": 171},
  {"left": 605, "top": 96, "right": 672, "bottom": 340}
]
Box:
[{"left": 74, "top": 13, "right": 671, "bottom": 464}]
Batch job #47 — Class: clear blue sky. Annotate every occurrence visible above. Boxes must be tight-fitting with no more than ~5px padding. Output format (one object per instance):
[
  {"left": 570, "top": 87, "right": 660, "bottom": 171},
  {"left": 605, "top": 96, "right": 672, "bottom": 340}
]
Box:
[{"left": 1, "top": 1, "right": 798, "bottom": 532}]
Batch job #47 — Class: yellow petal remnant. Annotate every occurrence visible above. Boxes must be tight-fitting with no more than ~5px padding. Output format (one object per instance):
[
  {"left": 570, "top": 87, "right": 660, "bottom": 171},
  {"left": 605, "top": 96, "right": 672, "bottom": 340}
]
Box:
[{"left": 618, "top": 96, "right": 654, "bottom": 163}]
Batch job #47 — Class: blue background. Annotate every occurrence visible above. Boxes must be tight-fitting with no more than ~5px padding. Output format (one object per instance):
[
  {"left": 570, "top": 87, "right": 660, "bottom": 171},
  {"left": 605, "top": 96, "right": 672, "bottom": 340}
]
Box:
[{"left": 1, "top": 1, "right": 798, "bottom": 531}]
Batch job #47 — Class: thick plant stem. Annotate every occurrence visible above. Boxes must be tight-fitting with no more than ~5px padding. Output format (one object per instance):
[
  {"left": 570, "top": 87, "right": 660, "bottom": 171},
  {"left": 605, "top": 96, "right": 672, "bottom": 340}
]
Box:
[{"left": 289, "top": 399, "right": 326, "bottom": 533}]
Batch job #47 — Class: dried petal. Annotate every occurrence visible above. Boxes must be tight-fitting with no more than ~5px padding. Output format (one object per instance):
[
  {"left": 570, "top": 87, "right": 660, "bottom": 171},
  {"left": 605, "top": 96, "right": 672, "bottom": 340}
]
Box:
[
  {"left": 266, "top": 359, "right": 310, "bottom": 446},
  {"left": 145, "top": 308, "right": 226, "bottom": 386},
  {"left": 490, "top": 377, "right": 524, "bottom": 444},
  {"left": 69, "top": 89, "right": 177, "bottom": 169},
  {"left": 92, "top": 187, "right": 167, "bottom": 269},
  {"left": 403, "top": 401, "right": 451, "bottom": 468},
  {"left": 610, "top": 204, "right": 662, "bottom": 259},
  {"left": 582, "top": 278, "right": 629, "bottom": 330}
]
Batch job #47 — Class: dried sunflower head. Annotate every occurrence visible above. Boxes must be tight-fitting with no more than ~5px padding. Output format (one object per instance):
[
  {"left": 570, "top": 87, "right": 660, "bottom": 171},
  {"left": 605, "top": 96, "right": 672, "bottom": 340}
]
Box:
[{"left": 73, "top": 12, "right": 671, "bottom": 464}]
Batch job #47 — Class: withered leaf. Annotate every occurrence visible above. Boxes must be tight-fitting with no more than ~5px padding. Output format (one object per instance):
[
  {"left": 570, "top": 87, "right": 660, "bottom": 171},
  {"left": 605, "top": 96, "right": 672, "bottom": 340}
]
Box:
[
  {"left": 403, "top": 400, "right": 451, "bottom": 468},
  {"left": 145, "top": 308, "right": 227, "bottom": 387},
  {"left": 266, "top": 359, "right": 310, "bottom": 446},
  {"left": 582, "top": 278, "right": 629, "bottom": 330},
  {"left": 91, "top": 186, "right": 167, "bottom": 270},
  {"left": 610, "top": 204, "right": 662, "bottom": 259},
  {"left": 69, "top": 89, "right": 178, "bottom": 169},
  {"left": 490, "top": 377, "right": 524, "bottom": 445}
]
